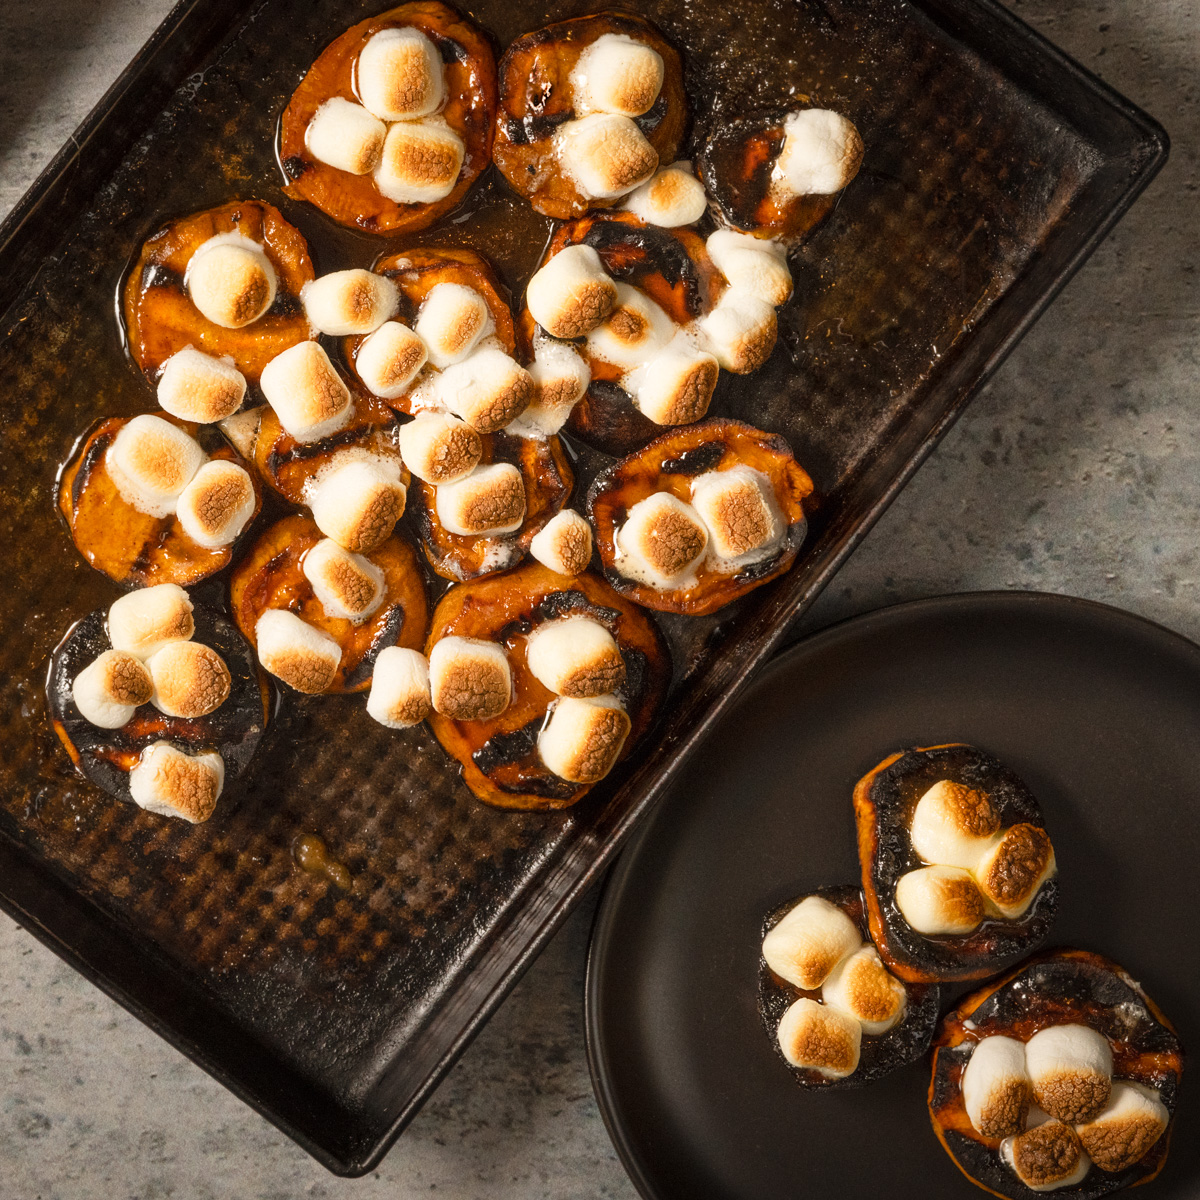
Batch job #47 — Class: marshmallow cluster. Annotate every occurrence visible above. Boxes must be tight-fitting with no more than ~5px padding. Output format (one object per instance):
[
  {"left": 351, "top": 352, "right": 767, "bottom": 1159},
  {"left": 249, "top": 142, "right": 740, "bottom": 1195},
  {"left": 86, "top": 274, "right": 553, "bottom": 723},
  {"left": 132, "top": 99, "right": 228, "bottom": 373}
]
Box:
[
  {"left": 186, "top": 233, "right": 277, "bottom": 330},
  {"left": 762, "top": 895, "right": 907, "bottom": 1079},
  {"left": 894, "top": 779, "right": 1057, "bottom": 937}
]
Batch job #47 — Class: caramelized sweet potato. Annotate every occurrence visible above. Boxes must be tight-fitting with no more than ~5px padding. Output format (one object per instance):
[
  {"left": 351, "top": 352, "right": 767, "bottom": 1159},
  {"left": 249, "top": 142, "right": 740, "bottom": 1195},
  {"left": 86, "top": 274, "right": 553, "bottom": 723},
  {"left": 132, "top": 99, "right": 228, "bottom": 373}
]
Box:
[
  {"left": 279, "top": 2, "right": 496, "bottom": 235},
  {"left": 229, "top": 514, "right": 428, "bottom": 693},
  {"left": 425, "top": 562, "right": 669, "bottom": 809}
]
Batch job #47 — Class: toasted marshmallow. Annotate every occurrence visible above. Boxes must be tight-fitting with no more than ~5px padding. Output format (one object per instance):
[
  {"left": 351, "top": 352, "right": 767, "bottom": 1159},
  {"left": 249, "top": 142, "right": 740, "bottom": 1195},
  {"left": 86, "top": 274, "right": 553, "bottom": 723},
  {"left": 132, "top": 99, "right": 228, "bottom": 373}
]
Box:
[
  {"left": 1025, "top": 1025, "right": 1113, "bottom": 1124},
  {"left": 586, "top": 283, "right": 674, "bottom": 371},
  {"left": 974, "top": 823, "right": 1056, "bottom": 918},
  {"left": 255, "top": 609, "right": 341, "bottom": 694},
  {"left": 894, "top": 865, "right": 985, "bottom": 936},
  {"left": 630, "top": 338, "right": 719, "bottom": 427},
  {"left": 435, "top": 463, "right": 526, "bottom": 537},
  {"left": 186, "top": 233, "right": 276, "bottom": 329},
  {"left": 909, "top": 779, "right": 1002, "bottom": 871},
  {"left": 571, "top": 34, "right": 664, "bottom": 117},
  {"left": 509, "top": 339, "right": 590, "bottom": 436},
  {"left": 309, "top": 458, "right": 406, "bottom": 552},
  {"left": 691, "top": 466, "right": 784, "bottom": 565},
  {"left": 356, "top": 320, "right": 428, "bottom": 398},
  {"left": 705, "top": 231, "right": 793, "bottom": 307},
  {"left": 776, "top": 997, "right": 861, "bottom": 1079},
  {"left": 761, "top": 895, "right": 861, "bottom": 991},
  {"left": 1001, "top": 1121, "right": 1090, "bottom": 1192},
  {"left": 623, "top": 162, "right": 707, "bottom": 227},
  {"left": 146, "top": 640, "right": 231, "bottom": 718},
  {"left": 437, "top": 348, "right": 533, "bottom": 433},
  {"left": 398, "top": 412, "right": 482, "bottom": 485},
  {"left": 527, "top": 245, "right": 618, "bottom": 339},
  {"left": 176, "top": 460, "right": 255, "bottom": 549},
  {"left": 428, "top": 636, "right": 511, "bottom": 720},
  {"left": 538, "top": 694, "right": 631, "bottom": 784},
  {"left": 374, "top": 117, "right": 464, "bottom": 204},
  {"left": 219, "top": 407, "right": 260, "bottom": 459},
  {"left": 773, "top": 109, "right": 864, "bottom": 197},
  {"left": 306, "top": 97, "right": 386, "bottom": 174},
  {"left": 615, "top": 492, "right": 708, "bottom": 589},
  {"left": 128, "top": 742, "right": 224, "bottom": 823},
  {"left": 71, "top": 650, "right": 153, "bottom": 729},
  {"left": 963, "top": 1036, "right": 1032, "bottom": 1138},
  {"left": 526, "top": 617, "right": 624, "bottom": 698},
  {"left": 108, "top": 585, "right": 194, "bottom": 659},
  {"left": 259, "top": 342, "right": 352, "bottom": 444},
  {"left": 302, "top": 270, "right": 397, "bottom": 337},
  {"left": 157, "top": 347, "right": 246, "bottom": 424},
  {"left": 1076, "top": 1081, "right": 1169, "bottom": 1173},
  {"left": 820, "top": 945, "right": 906, "bottom": 1036},
  {"left": 529, "top": 509, "right": 592, "bottom": 576},
  {"left": 302, "top": 538, "right": 385, "bottom": 623},
  {"left": 699, "top": 289, "right": 777, "bottom": 374},
  {"left": 557, "top": 114, "right": 658, "bottom": 200},
  {"left": 357, "top": 27, "right": 445, "bottom": 122},
  {"left": 366, "top": 646, "right": 431, "bottom": 728},
  {"left": 106, "top": 415, "right": 205, "bottom": 518},
  {"left": 414, "top": 282, "right": 493, "bottom": 369}
]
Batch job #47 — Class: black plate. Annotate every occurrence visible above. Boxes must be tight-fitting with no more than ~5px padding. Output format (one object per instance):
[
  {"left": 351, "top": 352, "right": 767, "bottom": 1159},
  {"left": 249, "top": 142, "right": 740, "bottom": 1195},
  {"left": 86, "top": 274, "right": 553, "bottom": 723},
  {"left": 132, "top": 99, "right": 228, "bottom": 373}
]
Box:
[{"left": 587, "top": 592, "right": 1200, "bottom": 1200}]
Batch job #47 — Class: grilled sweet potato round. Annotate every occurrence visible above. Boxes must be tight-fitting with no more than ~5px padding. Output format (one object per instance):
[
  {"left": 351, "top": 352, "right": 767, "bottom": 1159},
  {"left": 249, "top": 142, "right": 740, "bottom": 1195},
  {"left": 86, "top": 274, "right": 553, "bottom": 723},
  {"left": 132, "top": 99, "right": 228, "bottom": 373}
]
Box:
[
  {"left": 928, "top": 949, "right": 1183, "bottom": 1199},
  {"left": 588, "top": 418, "right": 814, "bottom": 615},
  {"left": 47, "top": 603, "right": 270, "bottom": 806},
  {"left": 854, "top": 743, "right": 1059, "bottom": 984},
  {"left": 229, "top": 514, "right": 428, "bottom": 693},
  {"left": 759, "top": 884, "right": 941, "bottom": 1090},
  {"left": 425, "top": 562, "right": 669, "bottom": 809},
  {"left": 279, "top": 2, "right": 496, "bottom": 235},
  {"left": 58, "top": 416, "right": 262, "bottom": 589},
  {"left": 123, "top": 200, "right": 314, "bottom": 383},
  {"left": 494, "top": 12, "right": 687, "bottom": 220}
]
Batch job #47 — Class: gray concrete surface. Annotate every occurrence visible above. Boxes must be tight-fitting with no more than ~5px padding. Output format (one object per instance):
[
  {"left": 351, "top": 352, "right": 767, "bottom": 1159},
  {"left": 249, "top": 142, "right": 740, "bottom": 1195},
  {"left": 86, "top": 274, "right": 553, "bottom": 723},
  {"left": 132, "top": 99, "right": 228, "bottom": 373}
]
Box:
[{"left": 0, "top": 1, "right": 1196, "bottom": 1196}]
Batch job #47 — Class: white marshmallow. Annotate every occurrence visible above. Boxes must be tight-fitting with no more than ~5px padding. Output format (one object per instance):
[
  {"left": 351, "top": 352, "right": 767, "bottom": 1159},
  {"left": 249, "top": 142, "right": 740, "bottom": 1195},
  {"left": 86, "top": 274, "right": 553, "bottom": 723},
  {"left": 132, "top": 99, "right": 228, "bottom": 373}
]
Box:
[
  {"left": 357, "top": 27, "right": 445, "bottom": 122},
  {"left": 586, "top": 283, "right": 674, "bottom": 371},
  {"left": 374, "top": 117, "right": 464, "bottom": 204},
  {"left": 629, "top": 336, "right": 719, "bottom": 427},
  {"left": 398, "top": 411, "right": 482, "bottom": 485},
  {"left": 185, "top": 233, "right": 277, "bottom": 329},
  {"left": 974, "top": 823, "right": 1057, "bottom": 918},
  {"left": 1076, "top": 1081, "right": 1169, "bottom": 1173},
  {"left": 705, "top": 230, "right": 793, "bottom": 307},
  {"left": 156, "top": 347, "right": 246, "bottom": 424},
  {"left": 909, "top": 778, "right": 1002, "bottom": 871},
  {"left": 259, "top": 341, "right": 352, "bottom": 444},
  {"left": 355, "top": 320, "right": 428, "bottom": 398},
  {"left": 526, "top": 617, "right": 624, "bottom": 699},
  {"left": 698, "top": 289, "right": 777, "bottom": 374},
  {"left": 428, "top": 636, "right": 512, "bottom": 720},
  {"left": 309, "top": 457, "right": 406, "bottom": 553},
  {"left": 435, "top": 463, "right": 526, "bottom": 537},
  {"left": 305, "top": 97, "right": 386, "bottom": 174},
  {"left": 436, "top": 347, "right": 533, "bottom": 433},
  {"left": 615, "top": 492, "right": 708, "bottom": 589},
  {"left": 571, "top": 34, "right": 664, "bottom": 117},
  {"left": 366, "top": 646, "right": 432, "bottom": 729},
  {"left": 820, "top": 944, "right": 907, "bottom": 1036},
  {"left": 218, "top": 407, "right": 261, "bottom": 460},
  {"left": 963, "top": 1036, "right": 1032, "bottom": 1138},
  {"left": 128, "top": 742, "right": 224, "bottom": 823},
  {"left": 108, "top": 585, "right": 195, "bottom": 659},
  {"left": 507, "top": 339, "right": 590, "bottom": 437},
  {"left": 526, "top": 244, "right": 618, "bottom": 339},
  {"left": 538, "top": 694, "right": 631, "bottom": 784},
  {"left": 557, "top": 114, "right": 658, "bottom": 200},
  {"left": 301, "top": 269, "right": 398, "bottom": 336},
  {"left": 776, "top": 997, "right": 862, "bottom": 1079},
  {"left": 176, "top": 460, "right": 255, "bottom": 549},
  {"left": 146, "top": 640, "right": 231, "bottom": 719},
  {"left": 623, "top": 162, "right": 707, "bottom": 227},
  {"left": 414, "top": 282, "right": 494, "bottom": 368},
  {"left": 301, "top": 538, "right": 385, "bottom": 623},
  {"left": 1024, "top": 1025, "right": 1113, "bottom": 1125},
  {"left": 255, "top": 608, "right": 342, "bottom": 694},
  {"left": 1000, "top": 1122, "right": 1091, "bottom": 1192},
  {"left": 71, "top": 650, "right": 153, "bottom": 729},
  {"left": 106, "top": 415, "right": 206, "bottom": 519},
  {"left": 894, "top": 865, "right": 985, "bottom": 936},
  {"left": 773, "top": 109, "right": 863, "bottom": 197},
  {"left": 761, "top": 895, "right": 861, "bottom": 991},
  {"left": 529, "top": 509, "right": 592, "bottom": 577},
  {"left": 690, "top": 466, "right": 784, "bottom": 566}
]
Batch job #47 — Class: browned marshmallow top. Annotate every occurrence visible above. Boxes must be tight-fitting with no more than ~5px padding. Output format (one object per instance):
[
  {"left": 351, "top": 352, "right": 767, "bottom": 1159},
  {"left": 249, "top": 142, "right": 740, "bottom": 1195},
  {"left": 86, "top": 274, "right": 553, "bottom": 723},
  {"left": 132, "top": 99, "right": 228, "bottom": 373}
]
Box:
[{"left": 148, "top": 641, "right": 232, "bottom": 718}]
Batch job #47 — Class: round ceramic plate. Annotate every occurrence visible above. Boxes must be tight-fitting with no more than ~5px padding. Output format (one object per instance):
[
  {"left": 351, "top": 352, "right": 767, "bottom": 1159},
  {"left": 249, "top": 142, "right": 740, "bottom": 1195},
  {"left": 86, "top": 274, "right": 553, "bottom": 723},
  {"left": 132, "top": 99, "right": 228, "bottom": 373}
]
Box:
[{"left": 586, "top": 593, "right": 1200, "bottom": 1200}]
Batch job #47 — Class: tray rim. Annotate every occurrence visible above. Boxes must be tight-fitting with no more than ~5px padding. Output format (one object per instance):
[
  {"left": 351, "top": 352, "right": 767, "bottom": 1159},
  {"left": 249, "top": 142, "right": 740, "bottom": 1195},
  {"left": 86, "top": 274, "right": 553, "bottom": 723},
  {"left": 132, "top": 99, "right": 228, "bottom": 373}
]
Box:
[{"left": 0, "top": 0, "right": 1171, "bottom": 1178}]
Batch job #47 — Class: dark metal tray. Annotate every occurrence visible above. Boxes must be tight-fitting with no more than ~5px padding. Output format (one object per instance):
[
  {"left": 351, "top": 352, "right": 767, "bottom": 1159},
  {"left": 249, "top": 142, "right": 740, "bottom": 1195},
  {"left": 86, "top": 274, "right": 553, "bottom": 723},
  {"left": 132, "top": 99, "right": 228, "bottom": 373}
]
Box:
[{"left": 0, "top": 0, "right": 1166, "bottom": 1177}]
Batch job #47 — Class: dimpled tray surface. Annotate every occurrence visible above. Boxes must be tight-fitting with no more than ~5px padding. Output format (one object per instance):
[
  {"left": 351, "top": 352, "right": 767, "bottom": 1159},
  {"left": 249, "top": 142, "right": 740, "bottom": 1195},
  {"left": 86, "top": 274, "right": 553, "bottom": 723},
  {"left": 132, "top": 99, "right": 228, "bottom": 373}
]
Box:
[{"left": 0, "top": 0, "right": 1166, "bottom": 1176}]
